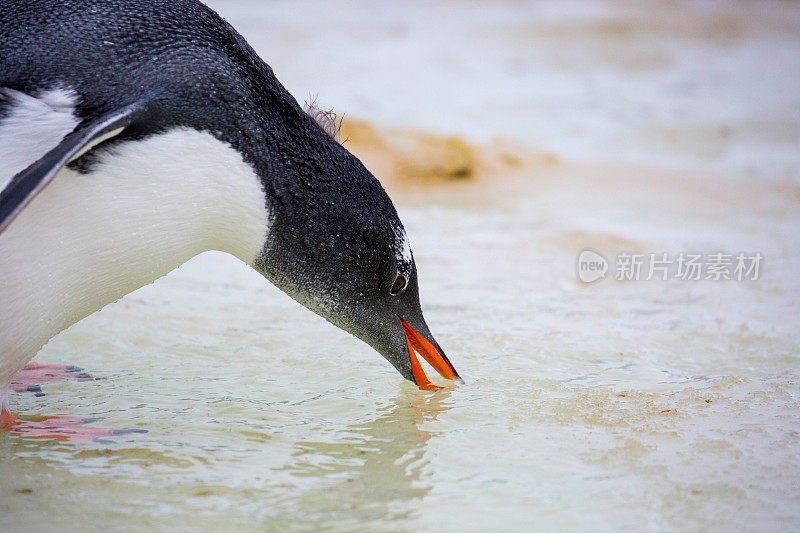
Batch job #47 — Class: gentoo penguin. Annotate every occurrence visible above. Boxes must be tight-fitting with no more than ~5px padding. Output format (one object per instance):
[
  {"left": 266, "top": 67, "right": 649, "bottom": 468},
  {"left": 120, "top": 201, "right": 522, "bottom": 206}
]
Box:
[{"left": 0, "top": 0, "right": 461, "bottom": 430}]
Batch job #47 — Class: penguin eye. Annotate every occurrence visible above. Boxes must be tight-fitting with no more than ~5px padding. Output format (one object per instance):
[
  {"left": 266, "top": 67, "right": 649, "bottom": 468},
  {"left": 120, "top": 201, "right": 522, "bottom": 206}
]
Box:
[{"left": 390, "top": 273, "right": 408, "bottom": 296}]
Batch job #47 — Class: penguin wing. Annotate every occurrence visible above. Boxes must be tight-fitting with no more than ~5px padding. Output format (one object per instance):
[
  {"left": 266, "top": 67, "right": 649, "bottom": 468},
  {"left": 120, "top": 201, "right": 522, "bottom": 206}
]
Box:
[{"left": 0, "top": 101, "right": 148, "bottom": 234}]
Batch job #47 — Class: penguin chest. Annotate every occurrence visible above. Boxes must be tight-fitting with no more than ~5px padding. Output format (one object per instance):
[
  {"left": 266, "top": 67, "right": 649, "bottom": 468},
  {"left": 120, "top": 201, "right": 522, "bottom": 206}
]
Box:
[{"left": 0, "top": 124, "right": 269, "bottom": 382}]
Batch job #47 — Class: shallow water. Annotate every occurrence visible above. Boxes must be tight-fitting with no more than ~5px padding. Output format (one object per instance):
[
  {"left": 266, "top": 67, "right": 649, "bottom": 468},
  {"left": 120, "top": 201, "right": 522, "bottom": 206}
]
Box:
[{"left": 3, "top": 1, "right": 800, "bottom": 531}]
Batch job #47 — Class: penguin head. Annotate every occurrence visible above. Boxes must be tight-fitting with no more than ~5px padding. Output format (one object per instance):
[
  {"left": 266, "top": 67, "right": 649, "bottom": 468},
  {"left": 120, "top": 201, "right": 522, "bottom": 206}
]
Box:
[{"left": 253, "top": 133, "right": 460, "bottom": 388}]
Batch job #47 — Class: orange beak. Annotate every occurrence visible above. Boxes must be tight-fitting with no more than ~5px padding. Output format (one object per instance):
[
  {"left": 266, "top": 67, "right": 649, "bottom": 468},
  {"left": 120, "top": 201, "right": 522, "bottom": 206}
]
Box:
[{"left": 399, "top": 317, "right": 463, "bottom": 390}]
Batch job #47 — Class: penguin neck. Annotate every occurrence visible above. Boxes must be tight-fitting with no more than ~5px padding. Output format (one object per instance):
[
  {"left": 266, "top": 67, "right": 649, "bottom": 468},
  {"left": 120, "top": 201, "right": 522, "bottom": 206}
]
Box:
[{"left": 0, "top": 127, "right": 268, "bottom": 381}]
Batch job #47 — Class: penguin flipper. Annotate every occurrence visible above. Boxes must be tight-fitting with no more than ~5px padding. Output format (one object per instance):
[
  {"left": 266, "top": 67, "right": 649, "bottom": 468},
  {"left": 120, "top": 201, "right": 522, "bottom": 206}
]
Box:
[{"left": 0, "top": 101, "right": 148, "bottom": 234}]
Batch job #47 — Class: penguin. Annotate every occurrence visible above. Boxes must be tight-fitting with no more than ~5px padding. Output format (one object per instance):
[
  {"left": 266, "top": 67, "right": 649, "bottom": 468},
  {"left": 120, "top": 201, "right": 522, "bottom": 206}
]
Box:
[{"left": 0, "top": 0, "right": 461, "bottom": 429}]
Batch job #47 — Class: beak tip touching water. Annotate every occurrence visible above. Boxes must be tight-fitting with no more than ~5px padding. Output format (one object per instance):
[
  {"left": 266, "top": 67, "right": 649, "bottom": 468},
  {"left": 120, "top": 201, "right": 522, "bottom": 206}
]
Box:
[{"left": 398, "top": 316, "right": 462, "bottom": 390}]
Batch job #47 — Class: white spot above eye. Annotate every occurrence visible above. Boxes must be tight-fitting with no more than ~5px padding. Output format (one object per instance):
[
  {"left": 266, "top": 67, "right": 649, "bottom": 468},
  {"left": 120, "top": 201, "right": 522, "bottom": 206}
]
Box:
[{"left": 394, "top": 226, "right": 413, "bottom": 268}]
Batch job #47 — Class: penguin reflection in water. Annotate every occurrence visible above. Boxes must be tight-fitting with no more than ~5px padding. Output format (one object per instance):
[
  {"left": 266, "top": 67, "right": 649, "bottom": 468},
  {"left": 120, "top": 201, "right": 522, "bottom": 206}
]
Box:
[{"left": 0, "top": 0, "right": 461, "bottom": 440}]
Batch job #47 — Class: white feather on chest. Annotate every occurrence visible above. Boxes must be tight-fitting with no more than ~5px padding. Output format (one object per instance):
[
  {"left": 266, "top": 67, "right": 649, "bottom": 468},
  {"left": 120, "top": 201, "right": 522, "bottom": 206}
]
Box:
[{"left": 0, "top": 91, "right": 269, "bottom": 388}]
